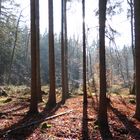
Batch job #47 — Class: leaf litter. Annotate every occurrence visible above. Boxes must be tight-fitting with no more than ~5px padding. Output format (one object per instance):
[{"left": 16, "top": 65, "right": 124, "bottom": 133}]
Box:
[{"left": 0, "top": 93, "right": 140, "bottom": 139}]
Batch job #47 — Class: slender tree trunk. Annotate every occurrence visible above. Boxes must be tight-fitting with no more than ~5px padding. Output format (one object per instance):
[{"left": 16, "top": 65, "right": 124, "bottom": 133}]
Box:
[
  {"left": 82, "top": 0, "right": 87, "bottom": 104},
  {"left": 47, "top": 0, "right": 56, "bottom": 108},
  {"left": 127, "top": 0, "right": 135, "bottom": 65},
  {"left": 35, "top": 0, "right": 42, "bottom": 102},
  {"left": 130, "top": 0, "right": 136, "bottom": 95},
  {"left": 64, "top": 0, "right": 69, "bottom": 98},
  {"left": 29, "top": 0, "right": 39, "bottom": 114},
  {"left": 134, "top": 0, "right": 140, "bottom": 120},
  {"left": 61, "top": 0, "right": 66, "bottom": 103},
  {"left": 61, "top": 0, "right": 68, "bottom": 103},
  {"left": 98, "top": 0, "right": 112, "bottom": 138},
  {"left": 25, "top": 32, "right": 30, "bottom": 74},
  {"left": 127, "top": 0, "right": 135, "bottom": 94},
  {"left": 89, "top": 51, "right": 97, "bottom": 92},
  {"left": 130, "top": 0, "right": 135, "bottom": 66}
]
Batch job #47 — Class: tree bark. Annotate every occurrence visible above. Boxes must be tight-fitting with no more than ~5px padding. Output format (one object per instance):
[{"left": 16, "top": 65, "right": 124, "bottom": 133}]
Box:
[
  {"left": 61, "top": 0, "right": 66, "bottom": 103},
  {"left": 29, "top": 0, "right": 39, "bottom": 114},
  {"left": 98, "top": 0, "right": 112, "bottom": 138},
  {"left": 134, "top": 0, "right": 140, "bottom": 120},
  {"left": 64, "top": 0, "right": 69, "bottom": 98},
  {"left": 35, "top": 0, "right": 42, "bottom": 102},
  {"left": 127, "top": 0, "right": 135, "bottom": 94},
  {"left": 82, "top": 0, "right": 87, "bottom": 104},
  {"left": 61, "top": 0, "right": 68, "bottom": 103},
  {"left": 47, "top": 0, "right": 56, "bottom": 108}
]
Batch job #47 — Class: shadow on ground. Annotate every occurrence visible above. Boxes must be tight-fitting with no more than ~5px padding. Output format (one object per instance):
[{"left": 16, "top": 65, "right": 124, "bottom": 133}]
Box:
[
  {"left": 110, "top": 105, "right": 140, "bottom": 140},
  {"left": 0, "top": 101, "right": 62, "bottom": 140}
]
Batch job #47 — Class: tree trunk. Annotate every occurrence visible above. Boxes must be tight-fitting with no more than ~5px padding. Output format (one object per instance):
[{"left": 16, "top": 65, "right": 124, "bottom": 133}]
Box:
[
  {"left": 89, "top": 51, "right": 97, "bottom": 92},
  {"left": 98, "top": 0, "right": 112, "bottom": 138},
  {"left": 47, "top": 0, "right": 56, "bottom": 108},
  {"left": 64, "top": 0, "right": 69, "bottom": 98},
  {"left": 29, "top": 0, "right": 39, "bottom": 114},
  {"left": 61, "top": 0, "right": 68, "bottom": 103},
  {"left": 35, "top": 0, "right": 42, "bottom": 102},
  {"left": 134, "top": 0, "right": 140, "bottom": 120},
  {"left": 127, "top": 0, "right": 135, "bottom": 94},
  {"left": 82, "top": 0, "right": 87, "bottom": 104},
  {"left": 61, "top": 0, "right": 66, "bottom": 103}
]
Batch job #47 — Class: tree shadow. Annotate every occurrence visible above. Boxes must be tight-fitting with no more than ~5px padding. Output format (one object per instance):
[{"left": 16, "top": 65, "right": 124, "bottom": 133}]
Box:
[
  {"left": 99, "top": 121, "right": 113, "bottom": 140},
  {"left": 116, "top": 94, "right": 134, "bottom": 110},
  {"left": 110, "top": 106, "right": 140, "bottom": 139},
  {"left": 91, "top": 95, "right": 98, "bottom": 113},
  {"left": 0, "top": 101, "right": 62, "bottom": 139},
  {"left": 0, "top": 104, "right": 28, "bottom": 116},
  {"left": 82, "top": 103, "right": 89, "bottom": 140}
]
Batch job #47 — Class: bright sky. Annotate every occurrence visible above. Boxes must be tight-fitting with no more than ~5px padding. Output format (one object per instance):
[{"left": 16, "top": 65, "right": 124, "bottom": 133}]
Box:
[{"left": 16, "top": 0, "right": 131, "bottom": 48}]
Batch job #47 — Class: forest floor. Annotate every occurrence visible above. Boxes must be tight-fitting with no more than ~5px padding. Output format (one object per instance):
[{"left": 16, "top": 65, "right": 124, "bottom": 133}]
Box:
[{"left": 0, "top": 86, "right": 140, "bottom": 140}]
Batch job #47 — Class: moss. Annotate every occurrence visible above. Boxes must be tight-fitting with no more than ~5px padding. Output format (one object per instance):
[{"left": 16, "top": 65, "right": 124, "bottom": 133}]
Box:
[{"left": 129, "top": 98, "right": 136, "bottom": 104}]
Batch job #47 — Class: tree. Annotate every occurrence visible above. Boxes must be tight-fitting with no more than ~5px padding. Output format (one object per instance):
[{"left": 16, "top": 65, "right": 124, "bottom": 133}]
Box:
[
  {"left": 98, "top": 0, "right": 112, "bottom": 138},
  {"left": 0, "top": 0, "right": 20, "bottom": 84},
  {"left": 29, "top": 0, "right": 40, "bottom": 114},
  {"left": 35, "top": 0, "right": 42, "bottom": 102},
  {"left": 61, "top": 0, "right": 66, "bottom": 103},
  {"left": 7, "top": 11, "right": 22, "bottom": 84},
  {"left": 61, "top": 0, "right": 69, "bottom": 104},
  {"left": 127, "top": 0, "right": 135, "bottom": 94},
  {"left": 134, "top": 0, "right": 140, "bottom": 120},
  {"left": 127, "top": 0, "right": 135, "bottom": 64},
  {"left": 64, "top": 0, "right": 69, "bottom": 99},
  {"left": 47, "top": 0, "right": 56, "bottom": 108},
  {"left": 82, "top": 0, "right": 87, "bottom": 104}
]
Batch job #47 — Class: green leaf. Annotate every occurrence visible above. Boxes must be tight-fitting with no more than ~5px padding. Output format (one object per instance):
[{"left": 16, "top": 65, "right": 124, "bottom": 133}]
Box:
[{"left": 40, "top": 122, "right": 52, "bottom": 130}]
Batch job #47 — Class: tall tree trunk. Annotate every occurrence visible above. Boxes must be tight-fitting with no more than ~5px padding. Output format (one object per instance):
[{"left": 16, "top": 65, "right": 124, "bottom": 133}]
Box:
[
  {"left": 127, "top": 0, "right": 135, "bottom": 66},
  {"left": 134, "top": 0, "right": 140, "bottom": 120},
  {"left": 61, "top": 0, "right": 68, "bottom": 103},
  {"left": 61, "top": 0, "right": 66, "bottom": 103},
  {"left": 82, "top": 0, "right": 87, "bottom": 104},
  {"left": 98, "top": 0, "right": 112, "bottom": 138},
  {"left": 35, "top": 0, "right": 42, "bottom": 102},
  {"left": 64, "top": 0, "right": 69, "bottom": 98},
  {"left": 89, "top": 51, "right": 97, "bottom": 92},
  {"left": 25, "top": 32, "right": 31, "bottom": 76},
  {"left": 47, "top": 0, "right": 56, "bottom": 108},
  {"left": 29, "top": 0, "right": 39, "bottom": 114},
  {"left": 127, "top": 0, "right": 135, "bottom": 94}
]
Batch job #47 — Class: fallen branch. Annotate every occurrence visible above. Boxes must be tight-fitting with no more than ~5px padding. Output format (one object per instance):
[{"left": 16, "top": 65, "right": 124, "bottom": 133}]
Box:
[{"left": 1, "top": 110, "right": 73, "bottom": 137}]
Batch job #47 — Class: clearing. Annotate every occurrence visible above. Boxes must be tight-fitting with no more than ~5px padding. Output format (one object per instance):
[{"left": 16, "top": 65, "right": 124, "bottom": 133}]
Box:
[{"left": 0, "top": 87, "right": 140, "bottom": 139}]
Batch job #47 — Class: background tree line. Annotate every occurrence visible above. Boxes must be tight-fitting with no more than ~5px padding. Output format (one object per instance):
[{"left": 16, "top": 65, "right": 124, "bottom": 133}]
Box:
[{"left": 0, "top": 0, "right": 134, "bottom": 92}]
